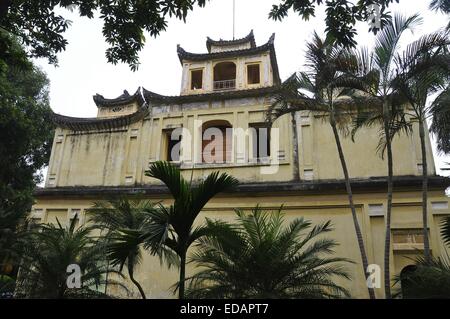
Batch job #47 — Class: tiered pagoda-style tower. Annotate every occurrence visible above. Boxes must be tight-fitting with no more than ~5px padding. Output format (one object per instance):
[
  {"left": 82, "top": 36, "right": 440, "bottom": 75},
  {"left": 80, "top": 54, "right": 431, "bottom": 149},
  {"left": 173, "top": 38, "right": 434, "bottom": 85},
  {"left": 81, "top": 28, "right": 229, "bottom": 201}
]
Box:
[{"left": 33, "top": 31, "right": 450, "bottom": 299}]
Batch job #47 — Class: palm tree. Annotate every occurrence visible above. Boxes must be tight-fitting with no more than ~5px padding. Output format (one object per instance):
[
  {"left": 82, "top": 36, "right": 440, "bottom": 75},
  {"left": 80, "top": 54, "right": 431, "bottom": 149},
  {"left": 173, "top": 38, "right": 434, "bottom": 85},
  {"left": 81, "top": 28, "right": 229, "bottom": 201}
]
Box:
[
  {"left": 390, "top": 31, "right": 450, "bottom": 263},
  {"left": 144, "top": 161, "right": 239, "bottom": 299},
  {"left": 350, "top": 14, "right": 423, "bottom": 298},
  {"left": 430, "top": 0, "right": 450, "bottom": 30},
  {"left": 441, "top": 216, "right": 450, "bottom": 248},
  {"left": 186, "top": 206, "right": 352, "bottom": 299},
  {"left": 430, "top": 0, "right": 450, "bottom": 15},
  {"left": 16, "top": 217, "right": 125, "bottom": 298},
  {"left": 395, "top": 216, "right": 450, "bottom": 298},
  {"left": 268, "top": 32, "right": 376, "bottom": 299},
  {"left": 430, "top": 85, "right": 450, "bottom": 153},
  {"left": 88, "top": 198, "right": 156, "bottom": 299},
  {"left": 396, "top": 255, "right": 450, "bottom": 298}
]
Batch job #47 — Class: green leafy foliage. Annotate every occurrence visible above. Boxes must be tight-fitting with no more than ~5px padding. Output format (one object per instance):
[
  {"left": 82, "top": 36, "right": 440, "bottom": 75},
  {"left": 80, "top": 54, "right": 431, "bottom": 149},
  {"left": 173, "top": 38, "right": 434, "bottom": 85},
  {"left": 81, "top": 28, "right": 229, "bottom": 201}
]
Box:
[
  {"left": 396, "top": 255, "right": 450, "bottom": 298},
  {"left": 349, "top": 14, "right": 426, "bottom": 155},
  {"left": 144, "top": 161, "right": 238, "bottom": 298},
  {"left": 186, "top": 206, "right": 352, "bottom": 299},
  {"left": 0, "top": 1, "right": 207, "bottom": 70},
  {"left": 269, "top": 0, "right": 398, "bottom": 47},
  {"left": 430, "top": 0, "right": 450, "bottom": 14},
  {"left": 0, "top": 31, "right": 54, "bottom": 278},
  {"left": 16, "top": 217, "right": 126, "bottom": 298},
  {"left": 441, "top": 216, "right": 450, "bottom": 247},
  {"left": 430, "top": 86, "right": 450, "bottom": 153},
  {"left": 88, "top": 197, "right": 171, "bottom": 299}
]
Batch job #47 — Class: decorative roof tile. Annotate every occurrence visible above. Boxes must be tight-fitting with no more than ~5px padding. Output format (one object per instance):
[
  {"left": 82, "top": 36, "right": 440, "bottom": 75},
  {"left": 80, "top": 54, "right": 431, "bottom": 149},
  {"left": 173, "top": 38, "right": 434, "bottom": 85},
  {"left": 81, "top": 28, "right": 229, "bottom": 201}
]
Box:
[
  {"left": 93, "top": 87, "right": 145, "bottom": 108},
  {"left": 142, "top": 85, "right": 280, "bottom": 104},
  {"left": 52, "top": 106, "right": 149, "bottom": 131},
  {"left": 206, "top": 30, "right": 256, "bottom": 52}
]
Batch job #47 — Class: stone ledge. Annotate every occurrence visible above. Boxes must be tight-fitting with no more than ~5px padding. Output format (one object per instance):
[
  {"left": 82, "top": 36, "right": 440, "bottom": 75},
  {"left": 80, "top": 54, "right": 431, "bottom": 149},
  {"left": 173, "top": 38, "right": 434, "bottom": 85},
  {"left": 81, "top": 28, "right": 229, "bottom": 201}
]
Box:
[{"left": 34, "top": 175, "right": 450, "bottom": 199}]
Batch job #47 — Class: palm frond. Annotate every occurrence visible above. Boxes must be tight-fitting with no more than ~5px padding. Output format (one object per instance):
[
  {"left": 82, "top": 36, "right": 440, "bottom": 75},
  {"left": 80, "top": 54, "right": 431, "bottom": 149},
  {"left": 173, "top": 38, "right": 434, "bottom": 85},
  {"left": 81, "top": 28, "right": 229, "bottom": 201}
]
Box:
[
  {"left": 430, "top": 85, "right": 450, "bottom": 153},
  {"left": 441, "top": 216, "right": 450, "bottom": 247},
  {"left": 185, "top": 206, "right": 351, "bottom": 299},
  {"left": 146, "top": 161, "right": 190, "bottom": 202},
  {"left": 373, "top": 13, "right": 422, "bottom": 79}
]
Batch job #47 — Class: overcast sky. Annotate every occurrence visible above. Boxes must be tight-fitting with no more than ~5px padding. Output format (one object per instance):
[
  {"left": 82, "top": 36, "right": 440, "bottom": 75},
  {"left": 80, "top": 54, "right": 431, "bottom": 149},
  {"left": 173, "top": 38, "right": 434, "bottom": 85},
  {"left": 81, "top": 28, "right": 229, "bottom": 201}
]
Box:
[{"left": 34, "top": 0, "right": 450, "bottom": 176}]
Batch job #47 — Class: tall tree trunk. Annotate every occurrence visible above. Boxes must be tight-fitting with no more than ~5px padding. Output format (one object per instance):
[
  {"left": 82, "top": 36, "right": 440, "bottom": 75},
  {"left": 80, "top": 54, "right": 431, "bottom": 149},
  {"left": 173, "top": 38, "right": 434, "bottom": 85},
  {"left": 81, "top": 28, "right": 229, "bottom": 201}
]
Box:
[
  {"left": 179, "top": 251, "right": 186, "bottom": 299},
  {"left": 291, "top": 111, "right": 300, "bottom": 181},
  {"left": 419, "top": 119, "right": 431, "bottom": 262},
  {"left": 329, "top": 114, "right": 376, "bottom": 299},
  {"left": 383, "top": 115, "right": 394, "bottom": 299},
  {"left": 128, "top": 260, "right": 146, "bottom": 299}
]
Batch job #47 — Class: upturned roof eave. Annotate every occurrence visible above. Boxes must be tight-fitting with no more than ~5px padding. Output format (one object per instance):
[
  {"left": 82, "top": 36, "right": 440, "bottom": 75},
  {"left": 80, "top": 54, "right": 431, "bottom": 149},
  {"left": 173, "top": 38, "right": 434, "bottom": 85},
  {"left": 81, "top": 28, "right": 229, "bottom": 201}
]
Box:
[
  {"left": 52, "top": 106, "right": 149, "bottom": 132},
  {"left": 206, "top": 30, "right": 256, "bottom": 52},
  {"left": 93, "top": 87, "right": 145, "bottom": 108}
]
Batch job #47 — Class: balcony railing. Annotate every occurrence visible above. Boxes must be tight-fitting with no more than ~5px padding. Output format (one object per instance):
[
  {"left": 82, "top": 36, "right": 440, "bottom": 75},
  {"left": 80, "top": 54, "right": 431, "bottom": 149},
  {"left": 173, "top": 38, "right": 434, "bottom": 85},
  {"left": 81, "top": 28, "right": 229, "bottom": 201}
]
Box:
[{"left": 213, "top": 79, "right": 236, "bottom": 91}]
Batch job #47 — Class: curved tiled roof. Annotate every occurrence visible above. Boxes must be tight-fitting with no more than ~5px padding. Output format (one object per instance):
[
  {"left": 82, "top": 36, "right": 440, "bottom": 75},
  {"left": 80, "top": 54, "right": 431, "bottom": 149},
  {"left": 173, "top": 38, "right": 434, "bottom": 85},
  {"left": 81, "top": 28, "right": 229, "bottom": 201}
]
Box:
[
  {"left": 206, "top": 30, "right": 256, "bottom": 52},
  {"left": 52, "top": 85, "right": 281, "bottom": 131},
  {"left": 93, "top": 87, "right": 145, "bottom": 108},
  {"left": 52, "top": 106, "right": 149, "bottom": 131},
  {"left": 142, "top": 86, "right": 280, "bottom": 105},
  {"left": 177, "top": 33, "right": 280, "bottom": 85}
]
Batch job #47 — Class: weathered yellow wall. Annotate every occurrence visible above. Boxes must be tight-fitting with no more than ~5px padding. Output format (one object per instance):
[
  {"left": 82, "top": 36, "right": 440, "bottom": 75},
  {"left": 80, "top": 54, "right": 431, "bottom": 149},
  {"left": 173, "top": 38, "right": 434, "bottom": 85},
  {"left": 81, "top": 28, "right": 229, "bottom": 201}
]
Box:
[
  {"left": 45, "top": 103, "right": 435, "bottom": 189},
  {"left": 32, "top": 190, "right": 450, "bottom": 299}
]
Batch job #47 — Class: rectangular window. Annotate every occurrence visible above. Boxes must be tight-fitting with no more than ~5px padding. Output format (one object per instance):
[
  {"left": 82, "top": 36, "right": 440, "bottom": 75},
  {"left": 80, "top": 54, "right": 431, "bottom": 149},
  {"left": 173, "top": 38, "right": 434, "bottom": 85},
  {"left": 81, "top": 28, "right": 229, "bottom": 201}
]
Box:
[
  {"left": 191, "top": 69, "right": 203, "bottom": 90},
  {"left": 392, "top": 229, "right": 425, "bottom": 244},
  {"left": 250, "top": 124, "right": 270, "bottom": 160},
  {"left": 165, "top": 130, "right": 182, "bottom": 162},
  {"left": 247, "top": 64, "right": 260, "bottom": 85}
]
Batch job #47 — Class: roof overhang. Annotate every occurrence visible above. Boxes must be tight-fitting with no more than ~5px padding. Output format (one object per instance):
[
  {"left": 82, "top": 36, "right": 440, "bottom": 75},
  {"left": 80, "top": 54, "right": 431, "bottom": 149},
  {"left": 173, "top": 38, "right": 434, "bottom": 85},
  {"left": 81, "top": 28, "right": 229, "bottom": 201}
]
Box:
[
  {"left": 34, "top": 175, "right": 450, "bottom": 199},
  {"left": 206, "top": 30, "right": 256, "bottom": 52}
]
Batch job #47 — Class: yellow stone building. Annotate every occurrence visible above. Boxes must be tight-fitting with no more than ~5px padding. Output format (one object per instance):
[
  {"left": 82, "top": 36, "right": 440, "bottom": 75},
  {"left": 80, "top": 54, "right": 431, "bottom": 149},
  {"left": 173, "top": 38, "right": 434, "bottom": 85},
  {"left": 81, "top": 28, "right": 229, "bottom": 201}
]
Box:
[{"left": 32, "top": 31, "right": 450, "bottom": 298}]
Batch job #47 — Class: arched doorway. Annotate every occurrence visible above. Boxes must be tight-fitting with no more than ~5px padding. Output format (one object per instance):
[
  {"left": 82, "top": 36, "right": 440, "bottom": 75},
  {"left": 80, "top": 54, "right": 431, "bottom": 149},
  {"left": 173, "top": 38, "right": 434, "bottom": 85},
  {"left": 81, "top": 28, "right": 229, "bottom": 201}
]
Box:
[
  {"left": 213, "top": 62, "right": 236, "bottom": 90},
  {"left": 202, "top": 120, "right": 232, "bottom": 163}
]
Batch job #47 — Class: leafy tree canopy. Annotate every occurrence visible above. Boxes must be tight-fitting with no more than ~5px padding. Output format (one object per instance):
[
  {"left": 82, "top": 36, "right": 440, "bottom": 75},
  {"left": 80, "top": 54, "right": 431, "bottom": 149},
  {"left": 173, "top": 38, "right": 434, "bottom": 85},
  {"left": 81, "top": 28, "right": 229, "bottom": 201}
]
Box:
[
  {"left": 269, "top": 0, "right": 399, "bottom": 47},
  {"left": 0, "top": 31, "right": 54, "bottom": 273},
  {"left": 0, "top": 0, "right": 207, "bottom": 70}
]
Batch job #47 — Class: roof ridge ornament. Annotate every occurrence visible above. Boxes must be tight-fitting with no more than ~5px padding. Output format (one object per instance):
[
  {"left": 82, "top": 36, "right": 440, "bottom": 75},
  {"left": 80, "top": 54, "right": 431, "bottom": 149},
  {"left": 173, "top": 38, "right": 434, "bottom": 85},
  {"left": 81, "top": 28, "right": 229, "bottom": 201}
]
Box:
[
  {"left": 93, "top": 87, "right": 144, "bottom": 108},
  {"left": 205, "top": 29, "right": 255, "bottom": 52}
]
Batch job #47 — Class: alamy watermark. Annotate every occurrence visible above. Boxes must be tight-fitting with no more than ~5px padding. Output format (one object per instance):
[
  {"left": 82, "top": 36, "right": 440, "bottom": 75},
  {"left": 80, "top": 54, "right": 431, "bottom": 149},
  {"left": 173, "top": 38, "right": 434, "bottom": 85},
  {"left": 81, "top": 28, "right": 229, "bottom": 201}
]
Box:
[
  {"left": 367, "top": 4, "right": 381, "bottom": 30},
  {"left": 166, "top": 120, "right": 281, "bottom": 174},
  {"left": 66, "top": 263, "right": 81, "bottom": 289},
  {"left": 366, "top": 264, "right": 381, "bottom": 289}
]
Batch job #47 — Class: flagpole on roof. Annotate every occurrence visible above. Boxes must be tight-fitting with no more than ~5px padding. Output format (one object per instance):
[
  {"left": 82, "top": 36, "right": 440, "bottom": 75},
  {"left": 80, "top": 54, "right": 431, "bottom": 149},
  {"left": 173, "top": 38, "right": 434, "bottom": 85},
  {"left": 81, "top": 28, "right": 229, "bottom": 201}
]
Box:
[{"left": 232, "top": 0, "right": 235, "bottom": 40}]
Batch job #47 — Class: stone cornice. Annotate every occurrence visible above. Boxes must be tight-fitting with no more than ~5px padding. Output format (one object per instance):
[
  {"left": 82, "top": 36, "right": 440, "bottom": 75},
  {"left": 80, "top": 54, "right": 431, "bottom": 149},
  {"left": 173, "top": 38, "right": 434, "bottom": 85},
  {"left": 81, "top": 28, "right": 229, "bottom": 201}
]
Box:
[
  {"left": 34, "top": 175, "right": 450, "bottom": 199},
  {"left": 143, "top": 86, "right": 279, "bottom": 105}
]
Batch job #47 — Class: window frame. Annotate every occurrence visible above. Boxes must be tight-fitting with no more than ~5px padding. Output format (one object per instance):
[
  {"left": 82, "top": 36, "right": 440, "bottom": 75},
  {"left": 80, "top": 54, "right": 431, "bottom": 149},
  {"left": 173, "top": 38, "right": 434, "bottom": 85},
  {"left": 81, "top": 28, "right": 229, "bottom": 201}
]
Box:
[
  {"left": 190, "top": 68, "right": 204, "bottom": 91},
  {"left": 249, "top": 123, "right": 271, "bottom": 162},
  {"left": 163, "top": 129, "right": 182, "bottom": 162},
  {"left": 246, "top": 63, "right": 261, "bottom": 86}
]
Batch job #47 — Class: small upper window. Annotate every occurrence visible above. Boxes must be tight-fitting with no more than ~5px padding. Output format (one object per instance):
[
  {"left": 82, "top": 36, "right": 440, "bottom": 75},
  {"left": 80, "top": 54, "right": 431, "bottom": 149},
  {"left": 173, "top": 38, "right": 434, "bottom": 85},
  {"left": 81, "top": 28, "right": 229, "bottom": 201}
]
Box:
[
  {"left": 247, "top": 64, "right": 260, "bottom": 85},
  {"left": 191, "top": 69, "right": 203, "bottom": 90},
  {"left": 392, "top": 229, "right": 425, "bottom": 244},
  {"left": 165, "top": 130, "right": 182, "bottom": 161},
  {"left": 250, "top": 124, "right": 270, "bottom": 159}
]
